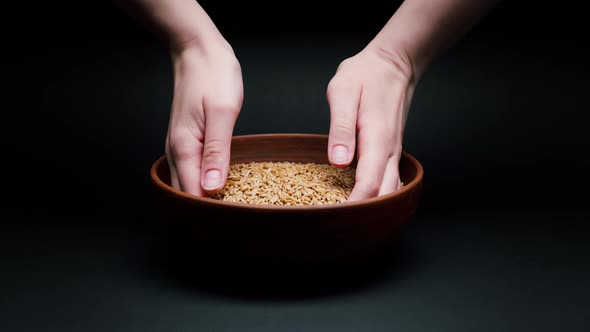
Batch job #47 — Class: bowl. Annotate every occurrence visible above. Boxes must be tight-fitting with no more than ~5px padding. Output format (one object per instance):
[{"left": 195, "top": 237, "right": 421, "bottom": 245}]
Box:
[{"left": 150, "top": 134, "right": 423, "bottom": 265}]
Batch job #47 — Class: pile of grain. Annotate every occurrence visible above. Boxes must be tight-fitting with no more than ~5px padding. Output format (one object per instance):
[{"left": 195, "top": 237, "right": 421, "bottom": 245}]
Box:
[{"left": 209, "top": 162, "right": 355, "bottom": 205}]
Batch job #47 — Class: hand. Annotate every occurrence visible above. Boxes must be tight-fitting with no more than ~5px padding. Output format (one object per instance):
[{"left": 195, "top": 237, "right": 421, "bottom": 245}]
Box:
[
  {"left": 165, "top": 40, "right": 243, "bottom": 196},
  {"left": 326, "top": 46, "right": 416, "bottom": 201}
]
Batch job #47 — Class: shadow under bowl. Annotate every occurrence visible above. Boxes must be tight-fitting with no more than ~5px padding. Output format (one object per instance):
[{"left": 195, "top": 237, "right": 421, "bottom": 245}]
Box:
[{"left": 150, "top": 134, "right": 423, "bottom": 265}]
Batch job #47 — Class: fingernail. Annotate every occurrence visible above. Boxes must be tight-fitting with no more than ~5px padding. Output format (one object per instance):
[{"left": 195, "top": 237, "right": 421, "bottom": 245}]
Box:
[
  {"left": 332, "top": 145, "right": 349, "bottom": 164},
  {"left": 203, "top": 169, "right": 221, "bottom": 190}
]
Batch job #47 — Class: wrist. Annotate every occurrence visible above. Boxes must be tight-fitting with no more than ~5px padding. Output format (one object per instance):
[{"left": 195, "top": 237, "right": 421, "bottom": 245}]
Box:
[
  {"left": 364, "top": 40, "right": 417, "bottom": 84},
  {"left": 170, "top": 28, "right": 231, "bottom": 56},
  {"left": 170, "top": 35, "right": 239, "bottom": 82},
  {"left": 171, "top": 32, "right": 234, "bottom": 64}
]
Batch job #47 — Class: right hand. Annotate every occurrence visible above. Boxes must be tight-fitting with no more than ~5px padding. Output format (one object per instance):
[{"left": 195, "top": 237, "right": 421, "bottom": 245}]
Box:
[
  {"left": 326, "top": 46, "right": 415, "bottom": 201},
  {"left": 165, "top": 40, "right": 243, "bottom": 196}
]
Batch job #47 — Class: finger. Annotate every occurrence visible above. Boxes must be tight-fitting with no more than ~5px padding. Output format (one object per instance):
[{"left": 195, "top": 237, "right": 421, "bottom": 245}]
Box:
[
  {"left": 169, "top": 164, "right": 180, "bottom": 190},
  {"left": 326, "top": 79, "right": 360, "bottom": 167},
  {"left": 167, "top": 153, "right": 181, "bottom": 190},
  {"left": 378, "top": 154, "right": 401, "bottom": 196},
  {"left": 201, "top": 102, "right": 240, "bottom": 193},
  {"left": 175, "top": 145, "right": 203, "bottom": 196},
  {"left": 165, "top": 136, "right": 181, "bottom": 190},
  {"left": 347, "top": 128, "right": 389, "bottom": 201},
  {"left": 168, "top": 134, "right": 204, "bottom": 196}
]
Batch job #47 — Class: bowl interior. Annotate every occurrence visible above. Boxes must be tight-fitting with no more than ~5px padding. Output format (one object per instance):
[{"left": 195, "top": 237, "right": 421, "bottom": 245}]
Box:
[
  {"left": 155, "top": 134, "right": 420, "bottom": 193},
  {"left": 154, "top": 134, "right": 420, "bottom": 195}
]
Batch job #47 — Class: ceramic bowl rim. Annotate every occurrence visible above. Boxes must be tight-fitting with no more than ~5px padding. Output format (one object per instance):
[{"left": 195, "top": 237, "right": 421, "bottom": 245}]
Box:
[{"left": 150, "top": 133, "right": 423, "bottom": 212}]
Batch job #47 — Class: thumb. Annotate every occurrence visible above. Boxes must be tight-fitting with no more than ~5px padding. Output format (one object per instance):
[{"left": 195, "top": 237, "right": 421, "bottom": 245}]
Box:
[
  {"left": 201, "top": 102, "right": 240, "bottom": 193},
  {"left": 326, "top": 79, "right": 360, "bottom": 167}
]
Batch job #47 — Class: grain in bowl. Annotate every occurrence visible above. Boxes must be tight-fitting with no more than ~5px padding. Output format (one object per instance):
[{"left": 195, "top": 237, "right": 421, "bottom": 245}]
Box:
[{"left": 209, "top": 161, "right": 355, "bottom": 205}]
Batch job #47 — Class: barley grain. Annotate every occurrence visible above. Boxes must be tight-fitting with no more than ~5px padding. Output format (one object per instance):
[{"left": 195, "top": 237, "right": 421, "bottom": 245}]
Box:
[{"left": 209, "top": 161, "right": 356, "bottom": 205}]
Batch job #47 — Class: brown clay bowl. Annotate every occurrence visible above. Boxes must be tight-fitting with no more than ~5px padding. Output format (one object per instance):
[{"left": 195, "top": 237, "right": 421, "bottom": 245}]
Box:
[{"left": 150, "top": 134, "right": 423, "bottom": 265}]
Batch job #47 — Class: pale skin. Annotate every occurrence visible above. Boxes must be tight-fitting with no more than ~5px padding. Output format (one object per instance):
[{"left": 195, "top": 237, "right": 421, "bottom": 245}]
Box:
[{"left": 119, "top": 0, "right": 498, "bottom": 200}]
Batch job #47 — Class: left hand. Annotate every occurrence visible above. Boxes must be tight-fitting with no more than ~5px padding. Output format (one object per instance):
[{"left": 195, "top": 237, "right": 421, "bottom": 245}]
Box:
[{"left": 326, "top": 45, "right": 416, "bottom": 201}]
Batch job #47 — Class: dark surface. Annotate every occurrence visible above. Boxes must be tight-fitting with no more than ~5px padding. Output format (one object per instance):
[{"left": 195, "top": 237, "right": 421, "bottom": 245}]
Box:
[
  {"left": 1, "top": 0, "right": 590, "bottom": 331},
  {"left": 2, "top": 211, "right": 589, "bottom": 331}
]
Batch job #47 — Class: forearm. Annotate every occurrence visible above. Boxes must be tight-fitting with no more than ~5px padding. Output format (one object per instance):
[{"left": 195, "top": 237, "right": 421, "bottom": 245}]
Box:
[
  {"left": 369, "top": 0, "right": 499, "bottom": 78},
  {"left": 116, "top": 0, "right": 225, "bottom": 53}
]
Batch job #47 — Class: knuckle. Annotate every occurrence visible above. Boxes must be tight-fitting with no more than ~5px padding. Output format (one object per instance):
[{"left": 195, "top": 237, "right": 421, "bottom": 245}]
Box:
[
  {"left": 331, "top": 123, "right": 356, "bottom": 138},
  {"left": 391, "top": 144, "right": 403, "bottom": 157},
  {"left": 327, "top": 77, "right": 352, "bottom": 96},
  {"left": 208, "top": 99, "right": 241, "bottom": 116},
  {"left": 168, "top": 134, "right": 197, "bottom": 160},
  {"left": 355, "top": 177, "right": 380, "bottom": 195},
  {"left": 327, "top": 78, "right": 340, "bottom": 91},
  {"left": 337, "top": 58, "right": 354, "bottom": 70},
  {"left": 358, "top": 125, "right": 388, "bottom": 144},
  {"left": 326, "top": 80, "right": 338, "bottom": 98},
  {"left": 202, "top": 138, "right": 227, "bottom": 165}
]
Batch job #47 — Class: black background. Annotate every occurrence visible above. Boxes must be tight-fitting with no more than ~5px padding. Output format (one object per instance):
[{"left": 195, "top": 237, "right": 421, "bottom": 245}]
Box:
[
  {"left": 2, "top": 0, "right": 589, "bottom": 216},
  {"left": 1, "top": 1, "right": 589, "bottom": 331}
]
